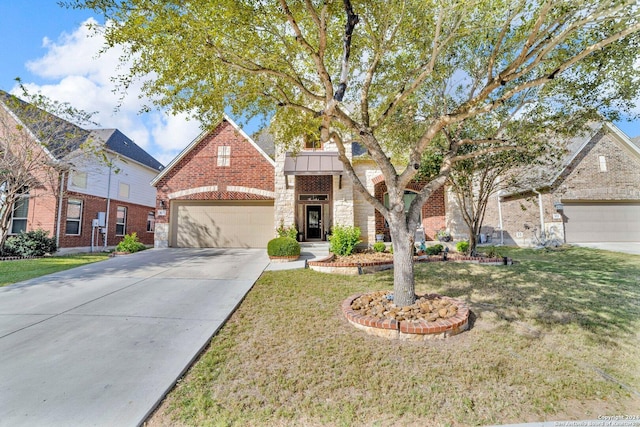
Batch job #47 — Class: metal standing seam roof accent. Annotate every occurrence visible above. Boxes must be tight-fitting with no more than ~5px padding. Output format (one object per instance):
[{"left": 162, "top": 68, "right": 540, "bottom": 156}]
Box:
[{"left": 284, "top": 151, "right": 345, "bottom": 175}]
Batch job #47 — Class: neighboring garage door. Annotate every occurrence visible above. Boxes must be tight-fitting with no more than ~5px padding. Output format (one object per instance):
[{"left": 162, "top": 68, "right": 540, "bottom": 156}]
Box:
[
  {"left": 563, "top": 202, "right": 640, "bottom": 243},
  {"left": 171, "top": 201, "right": 274, "bottom": 248}
]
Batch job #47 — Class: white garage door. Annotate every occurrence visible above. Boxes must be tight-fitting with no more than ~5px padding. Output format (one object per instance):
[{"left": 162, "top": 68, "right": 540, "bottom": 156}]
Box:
[
  {"left": 563, "top": 202, "right": 640, "bottom": 243},
  {"left": 171, "top": 201, "right": 274, "bottom": 248}
]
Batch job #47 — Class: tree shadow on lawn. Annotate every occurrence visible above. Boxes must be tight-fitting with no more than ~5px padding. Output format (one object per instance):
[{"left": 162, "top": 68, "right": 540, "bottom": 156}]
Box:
[{"left": 413, "top": 247, "right": 640, "bottom": 344}]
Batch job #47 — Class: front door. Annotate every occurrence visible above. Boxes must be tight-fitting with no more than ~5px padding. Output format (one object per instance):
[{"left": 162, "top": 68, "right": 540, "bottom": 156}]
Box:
[{"left": 306, "top": 205, "right": 322, "bottom": 239}]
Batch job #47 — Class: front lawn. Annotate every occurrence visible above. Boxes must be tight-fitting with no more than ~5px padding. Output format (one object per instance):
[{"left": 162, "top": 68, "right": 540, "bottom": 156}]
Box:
[
  {"left": 0, "top": 253, "right": 110, "bottom": 287},
  {"left": 148, "top": 246, "right": 640, "bottom": 426}
]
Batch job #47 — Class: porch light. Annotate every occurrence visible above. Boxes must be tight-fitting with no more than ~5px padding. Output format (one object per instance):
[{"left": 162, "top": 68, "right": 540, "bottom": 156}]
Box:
[{"left": 554, "top": 202, "right": 564, "bottom": 211}]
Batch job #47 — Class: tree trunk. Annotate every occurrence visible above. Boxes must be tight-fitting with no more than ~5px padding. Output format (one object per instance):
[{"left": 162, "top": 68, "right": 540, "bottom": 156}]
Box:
[
  {"left": 389, "top": 215, "right": 416, "bottom": 307},
  {"left": 469, "top": 231, "right": 478, "bottom": 257}
]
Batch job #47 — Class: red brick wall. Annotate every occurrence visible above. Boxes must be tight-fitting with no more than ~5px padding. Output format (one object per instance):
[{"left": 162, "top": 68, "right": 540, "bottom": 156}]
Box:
[
  {"left": 58, "top": 192, "right": 155, "bottom": 248},
  {"left": 373, "top": 181, "right": 446, "bottom": 241},
  {"left": 154, "top": 120, "right": 275, "bottom": 225}
]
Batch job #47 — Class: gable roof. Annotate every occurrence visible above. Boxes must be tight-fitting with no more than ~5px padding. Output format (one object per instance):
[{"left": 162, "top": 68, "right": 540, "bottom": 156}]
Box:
[
  {"left": 1, "top": 90, "right": 163, "bottom": 173},
  {"left": 503, "top": 122, "right": 640, "bottom": 196},
  {"left": 88, "top": 128, "right": 164, "bottom": 172},
  {"left": 151, "top": 114, "right": 276, "bottom": 186},
  {"left": 0, "top": 89, "right": 89, "bottom": 160}
]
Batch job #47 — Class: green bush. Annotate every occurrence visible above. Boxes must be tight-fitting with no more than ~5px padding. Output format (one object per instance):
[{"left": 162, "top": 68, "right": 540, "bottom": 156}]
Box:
[
  {"left": 267, "top": 237, "right": 301, "bottom": 257},
  {"left": 329, "top": 225, "right": 361, "bottom": 256},
  {"left": 483, "top": 246, "right": 502, "bottom": 258},
  {"left": 3, "top": 229, "right": 57, "bottom": 257},
  {"left": 425, "top": 243, "right": 443, "bottom": 256},
  {"left": 276, "top": 221, "right": 298, "bottom": 240},
  {"left": 115, "top": 232, "right": 147, "bottom": 253},
  {"left": 372, "top": 242, "right": 386, "bottom": 253},
  {"left": 456, "top": 240, "right": 470, "bottom": 254}
]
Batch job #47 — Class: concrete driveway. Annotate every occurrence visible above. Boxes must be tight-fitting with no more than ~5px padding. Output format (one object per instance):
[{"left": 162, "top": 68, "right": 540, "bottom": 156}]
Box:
[
  {"left": 0, "top": 248, "right": 269, "bottom": 427},
  {"left": 572, "top": 242, "right": 640, "bottom": 255}
]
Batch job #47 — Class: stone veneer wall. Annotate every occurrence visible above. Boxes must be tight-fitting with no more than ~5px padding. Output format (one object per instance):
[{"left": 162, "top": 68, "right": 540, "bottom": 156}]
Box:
[{"left": 353, "top": 162, "right": 382, "bottom": 245}]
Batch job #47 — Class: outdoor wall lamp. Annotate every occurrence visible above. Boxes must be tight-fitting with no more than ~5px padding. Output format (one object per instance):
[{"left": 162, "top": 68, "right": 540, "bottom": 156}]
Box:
[
  {"left": 554, "top": 202, "right": 564, "bottom": 211},
  {"left": 160, "top": 200, "right": 166, "bottom": 209}
]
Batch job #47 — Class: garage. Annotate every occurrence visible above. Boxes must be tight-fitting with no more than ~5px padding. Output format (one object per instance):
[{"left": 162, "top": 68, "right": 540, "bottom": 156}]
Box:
[
  {"left": 171, "top": 201, "right": 274, "bottom": 248},
  {"left": 563, "top": 202, "right": 640, "bottom": 243}
]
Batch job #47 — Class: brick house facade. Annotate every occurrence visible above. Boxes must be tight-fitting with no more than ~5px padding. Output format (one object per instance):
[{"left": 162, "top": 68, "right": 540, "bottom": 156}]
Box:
[
  {"left": 151, "top": 117, "right": 276, "bottom": 248},
  {"left": 1, "top": 91, "right": 162, "bottom": 253},
  {"left": 454, "top": 123, "right": 640, "bottom": 246}
]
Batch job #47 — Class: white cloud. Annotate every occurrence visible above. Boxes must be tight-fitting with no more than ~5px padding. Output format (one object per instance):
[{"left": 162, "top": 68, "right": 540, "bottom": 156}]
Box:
[{"left": 12, "top": 18, "right": 202, "bottom": 165}]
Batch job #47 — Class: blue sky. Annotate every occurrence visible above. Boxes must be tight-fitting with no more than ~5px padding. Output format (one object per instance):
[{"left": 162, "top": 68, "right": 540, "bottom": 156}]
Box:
[{"left": 1, "top": 1, "right": 639, "bottom": 166}]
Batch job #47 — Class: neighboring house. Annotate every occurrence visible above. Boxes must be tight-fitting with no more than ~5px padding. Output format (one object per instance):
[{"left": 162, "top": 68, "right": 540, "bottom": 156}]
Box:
[
  {"left": 152, "top": 115, "right": 446, "bottom": 248},
  {"left": 0, "top": 90, "right": 163, "bottom": 253},
  {"left": 462, "top": 122, "right": 640, "bottom": 246}
]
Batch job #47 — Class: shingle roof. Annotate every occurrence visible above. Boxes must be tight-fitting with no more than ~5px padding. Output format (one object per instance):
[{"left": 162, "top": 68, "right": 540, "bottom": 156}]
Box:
[
  {"left": 0, "top": 89, "right": 89, "bottom": 159},
  {"left": 0, "top": 90, "right": 163, "bottom": 171},
  {"left": 251, "top": 128, "right": 276, "bottom": 159},
  {"left": 88, "top": 129, "right": 164, "bottom": 171}
]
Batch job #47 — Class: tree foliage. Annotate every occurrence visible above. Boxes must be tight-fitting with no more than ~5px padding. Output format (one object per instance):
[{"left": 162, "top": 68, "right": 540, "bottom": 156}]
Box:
[{"left": 67, "top": 0, "right": 640, "bottom": 306}]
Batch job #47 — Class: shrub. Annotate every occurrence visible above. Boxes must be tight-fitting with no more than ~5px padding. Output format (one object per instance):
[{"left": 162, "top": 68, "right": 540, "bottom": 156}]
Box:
[
  {"left": 115, "top": 232, "right": 147, "bottom": 253},
  {"left": 425, "top": 243, "right": 443, "bottom": 256},
  {"left": 276, "top": 220, "right": 298, "bottom": 240},
  {"left": 3, "top": 229, "right": 57, "bottom": 257},
  {"left": 329, "top": 225, "right": 361, "bottom": 256},
  {"left": 456, "top": 240, "right": 470, "bottom": 254},
  {"left": 372, "top": 242, "right": 386, "bottom": 253},
  {"left": 388, "top": 245, "right": 394, "bottom": 254},
  {"left": 267, "top": 237, "right": 301, "bottom": 257},
  {"left": 484, "top": 247, "right": 502, "bottom": 258}
]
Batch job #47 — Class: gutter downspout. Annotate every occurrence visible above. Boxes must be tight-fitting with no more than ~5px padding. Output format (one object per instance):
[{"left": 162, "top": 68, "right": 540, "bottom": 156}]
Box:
[
  {"left": 103, "top": 162, "right": 113, "bottom": 249},
  {"left": 497, "top": 191, "right": 504, "bottom": 246},
  {"left": 55, "top": 171, "right": 65, "bottom": 249},
  {"left": 532, "top": 189, "right": 545, "bottom": 239}
]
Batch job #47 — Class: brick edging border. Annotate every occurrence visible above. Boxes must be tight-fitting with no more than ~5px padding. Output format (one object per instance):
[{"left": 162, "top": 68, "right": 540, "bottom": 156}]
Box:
[{"left": 342, "top": 293, "right": 470, "bottom": 340}]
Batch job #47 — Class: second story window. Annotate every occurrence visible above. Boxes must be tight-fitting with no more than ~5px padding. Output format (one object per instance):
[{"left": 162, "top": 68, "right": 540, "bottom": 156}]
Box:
[
  {"left": 217, "top": 146, "right": 231, "bottom": 167},
  {"left": 119, "top": 182, "right": 130, "bottom": 199},
  {"left": 304, "top": 134, "right": 322, "bottom": 150},
  {"left": 70, "top": 171, "right": 87, "bottom": 189}
]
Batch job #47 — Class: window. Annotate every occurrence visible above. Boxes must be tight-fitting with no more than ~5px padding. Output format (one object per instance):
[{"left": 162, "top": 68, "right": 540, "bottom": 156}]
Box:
[
  {"left": 217, "top": 146, "right": 231, "bottom": 167},
  {"left": 70, "top": 171, "right": 87, "bottom": 189},
  {"left": 147, "top": 211, "right": 155, "bottom": 232},
  {"left": 10, "top": 194, "right": 29, "bottom": 234},
  {"left": 119, "top": 182, "right": 130, "bottom": 199},
  {"left": 65, "top": 199, "right": 82, "bottom": 235},
  {"left": 116, "top": 206, "right": 127, "bottom": 236},
  {"left": 598, "top": 155, "right": 607, "bottom": 172},
  {"left": 303, "top": 134, "right": 322, "bottom": 150}
]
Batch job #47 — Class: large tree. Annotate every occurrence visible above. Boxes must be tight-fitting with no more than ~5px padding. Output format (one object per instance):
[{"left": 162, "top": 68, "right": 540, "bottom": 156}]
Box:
[{"left": 69, "top": 0, "right": 640, "bottom": 306}]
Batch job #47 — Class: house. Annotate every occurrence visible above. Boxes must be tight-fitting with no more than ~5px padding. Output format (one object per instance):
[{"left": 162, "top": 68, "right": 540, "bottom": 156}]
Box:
[
  {"left": 0, "top": 90, "right": 163, "bottom": 253},
  {"left": 151, "top": 116, "right": 276, "bottom": 248},
  {"left": 153, "top": 114, "right": 640, "bottom": 249},
  {"left": 463, "top": 122, "right": 640, "bottom": 246},
  {"left": 152, "top": 115, "right": 446, "bottom": 248}
]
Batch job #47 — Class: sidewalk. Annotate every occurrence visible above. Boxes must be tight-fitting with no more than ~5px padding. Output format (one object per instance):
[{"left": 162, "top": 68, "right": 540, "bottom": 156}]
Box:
[{"left": 265, "top": 242, "right": 330, "bottom": 271}]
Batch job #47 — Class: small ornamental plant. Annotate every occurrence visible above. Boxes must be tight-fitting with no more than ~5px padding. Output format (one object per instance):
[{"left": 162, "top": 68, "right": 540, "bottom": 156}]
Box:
[
  {"left": 329, "top": 225, "right": 361, "bottom": 256},
  {"left": 456, "top": 240, "right": 470, "bottom": 254},
  {"left": 425, "top": 243, "right": 443, "bottom": 256},
  {"left": 267, "top": 237, "right": 301, "bottom": 258},
  {"left": 116, "top": 232, "right": 147, "bottom": 253},
  {"left": 372, "top": 242, "right": 386, "bottom": 253},
  {"left": 276, "top": 220, "right": 298, "bottom": 240}
]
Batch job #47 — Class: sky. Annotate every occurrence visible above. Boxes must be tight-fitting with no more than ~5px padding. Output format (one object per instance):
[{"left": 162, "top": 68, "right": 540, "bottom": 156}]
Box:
[{"left": 1, "top": 2, "right": 639, "bottom": 168}]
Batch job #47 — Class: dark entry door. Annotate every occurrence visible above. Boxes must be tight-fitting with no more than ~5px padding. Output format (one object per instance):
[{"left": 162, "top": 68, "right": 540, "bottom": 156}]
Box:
[{"left": 306, "top": 205, "right": 322, "bottom": 239}]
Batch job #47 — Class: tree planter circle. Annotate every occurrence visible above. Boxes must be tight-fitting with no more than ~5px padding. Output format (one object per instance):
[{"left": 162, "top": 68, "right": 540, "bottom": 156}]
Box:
[{"left": 342, "top": 292, "right": 470, "bottom": 340}]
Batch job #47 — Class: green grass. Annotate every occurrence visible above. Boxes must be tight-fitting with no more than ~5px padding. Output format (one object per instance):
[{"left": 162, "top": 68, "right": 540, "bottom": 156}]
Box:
[
  {"left": 0, "top": 253, "right": 110, "bottom": 287},
  {"left": 149, "top": 246, "right": 640, "bottom": 427}
]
